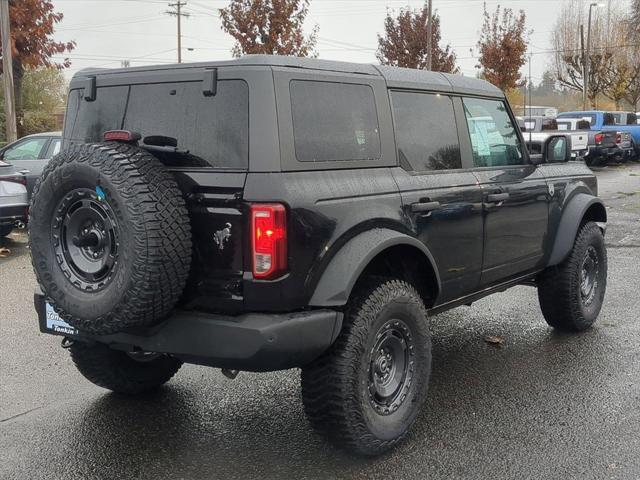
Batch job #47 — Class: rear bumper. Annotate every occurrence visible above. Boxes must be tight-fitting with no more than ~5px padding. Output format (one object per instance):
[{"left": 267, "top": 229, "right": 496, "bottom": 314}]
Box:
[
  {"left": 35, "top": 290, "right": 343, "bottom": 372},
  {"left": 0, "top": 204, "right": 28, "bottom": 226}
]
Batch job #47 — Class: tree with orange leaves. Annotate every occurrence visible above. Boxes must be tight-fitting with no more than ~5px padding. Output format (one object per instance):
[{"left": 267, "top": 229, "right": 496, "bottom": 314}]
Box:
[
  {"left": 219, "top": 0, "right": 318, "bottom": 57},
  {"left": 376, "top": 3, "right": 458, "bottom": 73},
  {"left": 0, "top": 0, "right": 74, "bottom": 134},
  {"left": 476, "top": 3, "right": 529, "bottom": 91}
]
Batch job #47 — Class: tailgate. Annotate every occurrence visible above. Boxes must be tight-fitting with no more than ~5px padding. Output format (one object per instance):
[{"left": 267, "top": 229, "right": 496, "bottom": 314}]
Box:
[
  {"left": 600, "top": 131, "right": 617, "bottom": 148},
  {"left": 172, "top": 170, "right": 247, "bottom": 313},
  {"left": 569, "top": 132, "right": 588, "bottom": 151}
]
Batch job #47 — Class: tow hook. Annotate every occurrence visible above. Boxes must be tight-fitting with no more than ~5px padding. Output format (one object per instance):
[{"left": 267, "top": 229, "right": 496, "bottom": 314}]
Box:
[
  {"left": 61, "top": 337, "right": 74, "bottom": 349},
  {"left": 222, "top": 368, "right": 239, "bottom": 380},
  {"left": 14, "top": 220, "right": 25, "bottom": 229}
]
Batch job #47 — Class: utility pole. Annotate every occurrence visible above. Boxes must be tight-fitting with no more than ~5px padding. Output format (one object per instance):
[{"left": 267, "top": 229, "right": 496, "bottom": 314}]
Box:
[
  {"left": 585, "top": 3, "right": 603, "bottom": 109},
  {"left": 426, "top": 0, "right": 433, "bottom": 70},
  {"left": 580, "top": 24, "right": 586, "bottom": 110},
  {"left": 0, "top": 0, "right": 17, "bottom": 142},
  {"left": 166, "top": 1, "right": 189, "bottom": 63}
]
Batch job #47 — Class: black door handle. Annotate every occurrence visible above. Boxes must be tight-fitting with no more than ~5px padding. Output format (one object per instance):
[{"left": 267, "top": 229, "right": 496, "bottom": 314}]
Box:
[
  {"left": 411, "top": 201, "right": 441, "bottom": 213},
  {"left": 486, "top": 192, "right": 510, "bottom": 202}
]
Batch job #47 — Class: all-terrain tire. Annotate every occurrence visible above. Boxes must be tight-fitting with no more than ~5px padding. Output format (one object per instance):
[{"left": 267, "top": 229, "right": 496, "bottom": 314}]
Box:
[
  {"left": 69, "top": 341, "right": 182, "bottom": 394},
  {"left": 29, "top": 142, "right": 192, "bottom": 334},
  {"left": 538, "top": 221, "right": 607, "bottom": 331},
  {"left": 301, "top": 278, "right": 432, "bottom": 456}
]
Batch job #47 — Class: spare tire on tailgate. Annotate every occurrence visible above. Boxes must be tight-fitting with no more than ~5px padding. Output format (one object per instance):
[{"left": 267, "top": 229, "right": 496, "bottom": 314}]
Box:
[{"left": 29, "top": 142, "right": 192, "bottom": 335}]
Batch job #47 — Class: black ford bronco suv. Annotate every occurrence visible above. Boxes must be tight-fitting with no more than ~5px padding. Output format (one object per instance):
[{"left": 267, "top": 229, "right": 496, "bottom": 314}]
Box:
[{"left": 30, "top": 55, "right": 607, "bottom": 456}]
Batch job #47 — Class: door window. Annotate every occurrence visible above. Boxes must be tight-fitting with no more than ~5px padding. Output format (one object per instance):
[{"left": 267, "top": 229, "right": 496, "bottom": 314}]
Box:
[
  {"left": 390, "top": 91, "right": 461, "bottom": 171},
  {"left": 3, "top": 138, "right": 48, "bottom": 161},
  {"left": 462, "top": 98, "right": 525, "bottom": 167}
]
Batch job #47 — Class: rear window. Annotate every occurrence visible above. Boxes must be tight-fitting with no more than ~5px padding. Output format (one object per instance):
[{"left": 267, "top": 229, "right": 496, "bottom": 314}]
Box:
[
  {"left": 290, "top": 80, "right": 381, "bottom": 162},
  {"left": 124, "top": 80, "right": 248, "bottom": 169},
  {"left": 65, "top": 79, "right": 249, "bottom": 170},
  {"left": 68, "top": 86, "right": 129, "bottom": 141}
]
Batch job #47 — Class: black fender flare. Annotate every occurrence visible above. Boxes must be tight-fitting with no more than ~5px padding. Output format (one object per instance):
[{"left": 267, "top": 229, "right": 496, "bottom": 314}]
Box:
[
  {"left": 547, "top": 193, "right": 606, "bottom": 266},
  {"left": 308, "top": 228, "right": 441, "bottom": 307}
]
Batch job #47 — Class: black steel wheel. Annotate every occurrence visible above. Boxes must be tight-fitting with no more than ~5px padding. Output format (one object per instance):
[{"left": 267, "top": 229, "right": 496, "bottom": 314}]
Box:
[
  {"left": 301, "top": 278, "right": 431, "bottom": 456},
  {"left": 367, "top": 319, "right": 414, "bottom": 416},
  {"left": 53, "top": 189, "right": 120, "bottom": 291},
  {"left": 580, "top": 245, "right": 600, "bottom": 307}
]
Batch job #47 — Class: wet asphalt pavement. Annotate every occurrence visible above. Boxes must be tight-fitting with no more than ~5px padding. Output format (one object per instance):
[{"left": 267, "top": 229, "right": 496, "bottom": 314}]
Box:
[{"left": 1, "top": 164, "right": 639, "bottom": 480}]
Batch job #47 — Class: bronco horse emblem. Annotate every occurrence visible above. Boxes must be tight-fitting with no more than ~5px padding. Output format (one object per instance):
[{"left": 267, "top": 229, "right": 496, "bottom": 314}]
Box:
[{"left": 213, "top": 222, "right": 232, "bottom": 251}]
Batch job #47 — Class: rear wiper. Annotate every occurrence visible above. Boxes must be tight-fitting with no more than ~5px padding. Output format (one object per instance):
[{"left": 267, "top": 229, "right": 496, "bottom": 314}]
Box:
[
  {"left": 140, "top": 135, "right": 189, "bottom": 155},
  {"left": 141, "top": 144, "right": 190, "bottom": 155}
]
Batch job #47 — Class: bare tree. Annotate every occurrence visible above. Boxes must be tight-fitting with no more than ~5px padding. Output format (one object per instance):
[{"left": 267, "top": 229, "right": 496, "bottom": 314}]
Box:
[
  {"left": 551, "top": 0, "right": 614, "bottom": 108},
  {"left": 625, "top": 0, "right": 640, "bottom": 109},
  {"left": 598, "top": 2, "right": 640, "bottom": 110},
  {"left": 632, "top": 0, "right": 640, "bottom": 39}
]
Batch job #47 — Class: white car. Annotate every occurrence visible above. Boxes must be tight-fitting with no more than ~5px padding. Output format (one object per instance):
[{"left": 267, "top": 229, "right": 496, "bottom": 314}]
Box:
[{"left": 0, "top": 160, "right": 28, "bottom": 237}]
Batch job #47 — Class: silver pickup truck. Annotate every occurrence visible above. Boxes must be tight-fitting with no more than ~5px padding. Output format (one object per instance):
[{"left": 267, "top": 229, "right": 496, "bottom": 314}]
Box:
[{"left": 519, "top": 116, "right": 589, "bottom": 159}]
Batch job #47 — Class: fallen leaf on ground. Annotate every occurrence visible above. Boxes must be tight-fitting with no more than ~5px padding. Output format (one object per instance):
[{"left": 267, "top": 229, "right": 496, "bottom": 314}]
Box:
[
  {"left": 484, "top": 335, "right": 505, "bottom": 346},
  {"left": 0, "top": 247, "right": 10, "bottom": 258}
]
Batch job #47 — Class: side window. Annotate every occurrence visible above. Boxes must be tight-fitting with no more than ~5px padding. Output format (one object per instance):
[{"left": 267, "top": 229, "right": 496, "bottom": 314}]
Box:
[
  {"left": 45, "top": 138, "right": 61, "bottom": 158},
  {"left": 462, "top": 98, "right": 525, "bottom": 167},
  {"left": 390, "top": 91, "right": 461, "bottom": 171},
  {"left": 3, "top": 138, "right": 48, "bottom": 161},
  {"left": 290, "top": 80, "right": 381, "bottom": 162}
]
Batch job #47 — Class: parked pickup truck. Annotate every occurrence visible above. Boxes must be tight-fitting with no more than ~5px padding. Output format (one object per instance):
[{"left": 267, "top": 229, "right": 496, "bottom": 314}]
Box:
[
  {"left": 615, "top": 131, "right": 635, "bottom": 162},
  {"left": 520, "top": 116, "right": 589, "bottom": 160},
  {"left": 555, "top": 117, "right": 618, "bottom": 166},
  {"left": 558, "top": 111, "right": 640, "bottom": 161}
]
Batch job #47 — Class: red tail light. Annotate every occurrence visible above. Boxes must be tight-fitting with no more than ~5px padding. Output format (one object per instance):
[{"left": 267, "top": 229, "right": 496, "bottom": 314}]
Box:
[
  {"left": 103, "top": 130, "right": 141, "bottom": 142},
  {"left": 616, "top": 132, "right": 622, "bottom": 144},
  {"left": 250, "top": 203, "right": 287, "bottom": 279},
  {"left": 2, "top": 175, "right": 26, "bottom": 186},
  {"left": 594, "top": 133, "right": 604, "bottom": 145}
]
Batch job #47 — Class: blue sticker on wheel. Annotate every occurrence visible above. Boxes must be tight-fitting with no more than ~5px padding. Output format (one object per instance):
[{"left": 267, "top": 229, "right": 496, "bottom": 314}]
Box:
[
  {"left": 95, "top": 185, "right": 105, "bottom": 201},
  {"left": 46, "top": 303, "right": 78, "bottom": 336}
]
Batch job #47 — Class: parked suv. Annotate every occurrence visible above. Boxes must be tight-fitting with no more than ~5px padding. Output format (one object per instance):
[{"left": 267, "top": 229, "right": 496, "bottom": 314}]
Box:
[{"left": 30, "top": 56, "right": 608, "bottom": 456}]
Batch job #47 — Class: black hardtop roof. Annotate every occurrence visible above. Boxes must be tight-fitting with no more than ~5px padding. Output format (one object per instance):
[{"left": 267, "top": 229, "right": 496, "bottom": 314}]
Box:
[{"left": 74, "top": 54, "right": 504, "bottom": 98}]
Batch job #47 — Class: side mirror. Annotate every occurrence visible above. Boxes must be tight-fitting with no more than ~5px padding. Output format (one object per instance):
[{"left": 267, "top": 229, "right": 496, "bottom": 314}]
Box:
[
  {"left": 544, "top": 135, "right": 571, "bottom": 163},
  {"left": 529, "top": 153, "right": 544, "bottom": 165}
]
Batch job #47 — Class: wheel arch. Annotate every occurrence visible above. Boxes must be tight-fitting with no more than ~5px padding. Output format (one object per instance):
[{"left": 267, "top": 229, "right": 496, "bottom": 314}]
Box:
[
  {"left": 547, "top": 193, "right": 606, "bottom": 267},
  {"left": 308, "top": 228, "right": 441, "bottom": 308}
]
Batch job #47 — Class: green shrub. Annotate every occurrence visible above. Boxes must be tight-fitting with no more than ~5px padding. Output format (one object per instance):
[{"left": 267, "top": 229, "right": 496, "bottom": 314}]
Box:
[{"left": 21, "top": 111, "right": 58, "bottom": 137}]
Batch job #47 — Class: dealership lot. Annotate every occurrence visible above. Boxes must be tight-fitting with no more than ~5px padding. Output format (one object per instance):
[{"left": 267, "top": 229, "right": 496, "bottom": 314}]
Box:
[{"left": 1, "top": 164, "right": 639, "bottom": 480}]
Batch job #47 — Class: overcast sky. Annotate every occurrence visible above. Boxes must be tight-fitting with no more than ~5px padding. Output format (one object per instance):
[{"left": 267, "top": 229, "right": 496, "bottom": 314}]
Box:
[{"left": 49, "top": 0, "right": 622, "bottom": 84}]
